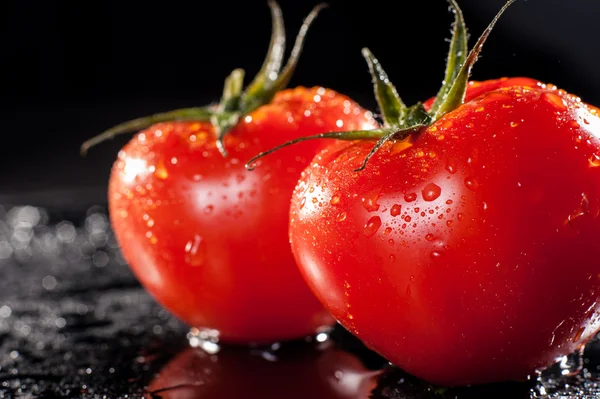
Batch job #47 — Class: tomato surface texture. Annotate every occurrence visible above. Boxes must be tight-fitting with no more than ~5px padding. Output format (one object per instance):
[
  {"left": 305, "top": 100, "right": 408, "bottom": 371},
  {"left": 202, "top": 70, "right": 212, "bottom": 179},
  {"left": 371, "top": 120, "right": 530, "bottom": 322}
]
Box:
[
  {"left": 289, "top": 80, "right": 600, "bottom": 385},
  {"left": 109, "top": 87, "right": 376, "bottom": 343}
]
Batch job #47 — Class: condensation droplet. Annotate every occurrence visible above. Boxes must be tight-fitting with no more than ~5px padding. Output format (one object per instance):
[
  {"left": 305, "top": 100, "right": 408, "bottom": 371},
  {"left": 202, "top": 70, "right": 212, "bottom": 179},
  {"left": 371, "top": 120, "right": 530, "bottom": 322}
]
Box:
[
  {"left": 422, "top": 183, "right": 441, "bottom": 202},
  {"left": 361, "top": 190, "right": 381, "bottom": 212},
  {"left": 464, "top": 177, "right": 480, "bottom": 191},
  {"left": 404, "top": 193, "right": 417, "bottom": 202},
  {"left": 390, "top": 204, "right": 402, "bottom": 217},
  {"left": 185, "top": 234, "right": 206, "bottom": 267},
  {"left": 363, "top": 216, "right": 382, "bottom": 237},
  {"left": 337, "top": 212, "right": 347, "bottom": 222}
]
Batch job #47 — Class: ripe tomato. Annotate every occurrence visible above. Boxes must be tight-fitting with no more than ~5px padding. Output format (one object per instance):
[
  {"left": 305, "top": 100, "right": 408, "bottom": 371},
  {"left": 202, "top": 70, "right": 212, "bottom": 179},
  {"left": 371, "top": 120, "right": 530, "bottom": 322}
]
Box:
[
  {"left": 108, "top": 88, "right": 374, "bottom": 344},
  {"left": 83, "top": 3, "right": 377, "bottom": 344},
  {"left": 145, "top": 341, "right": 380, "bottom": 399},
  {"left": 282, "top": 1, "right": 600, "bottom": 387},
  {"left": 290, "top": 82, "right": 600, "bottom": 386}
]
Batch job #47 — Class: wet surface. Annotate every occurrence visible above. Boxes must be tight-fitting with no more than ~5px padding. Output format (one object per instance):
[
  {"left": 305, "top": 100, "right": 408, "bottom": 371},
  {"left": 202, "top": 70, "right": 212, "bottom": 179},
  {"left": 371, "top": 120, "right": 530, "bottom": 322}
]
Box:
[{"left": 2, "top": 198, "right": 600, "bottom": 398}]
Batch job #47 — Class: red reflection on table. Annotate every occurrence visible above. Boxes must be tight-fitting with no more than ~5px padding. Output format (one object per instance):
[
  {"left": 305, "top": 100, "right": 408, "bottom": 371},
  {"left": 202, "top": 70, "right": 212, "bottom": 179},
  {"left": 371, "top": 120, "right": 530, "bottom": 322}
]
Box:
[{"left": 146, "top": 340, "right": 381, "bottom": 399}]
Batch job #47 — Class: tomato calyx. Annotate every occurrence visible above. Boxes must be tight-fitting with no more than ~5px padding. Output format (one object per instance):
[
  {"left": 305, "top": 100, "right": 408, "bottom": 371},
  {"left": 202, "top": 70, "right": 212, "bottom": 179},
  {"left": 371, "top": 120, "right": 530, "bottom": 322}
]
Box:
[
  {"left": 245, "top": 0, "right": 518, "bottom": 172},
  {"left": 80, "top": 1, "right": 326, "bottom": 157}
]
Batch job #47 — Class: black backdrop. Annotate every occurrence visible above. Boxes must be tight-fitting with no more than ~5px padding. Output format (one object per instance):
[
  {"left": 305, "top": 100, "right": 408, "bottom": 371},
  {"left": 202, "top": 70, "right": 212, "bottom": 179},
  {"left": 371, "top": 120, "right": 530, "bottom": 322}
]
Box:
[{"left": 2, "top": 0, "right": 599, "bottom": 196}]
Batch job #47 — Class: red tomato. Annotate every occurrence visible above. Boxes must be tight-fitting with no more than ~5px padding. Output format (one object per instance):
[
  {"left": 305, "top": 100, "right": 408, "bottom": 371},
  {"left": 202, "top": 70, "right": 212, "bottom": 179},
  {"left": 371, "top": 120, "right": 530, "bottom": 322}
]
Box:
[
  {"left": 289, "top": 80, "right": 600, "bottom": 386},
  {"left": 109, "top": 87, "right": 376, "bottom": 343},
  {"left": 145, "top": 341, "right": 380, "bottom": 399}
]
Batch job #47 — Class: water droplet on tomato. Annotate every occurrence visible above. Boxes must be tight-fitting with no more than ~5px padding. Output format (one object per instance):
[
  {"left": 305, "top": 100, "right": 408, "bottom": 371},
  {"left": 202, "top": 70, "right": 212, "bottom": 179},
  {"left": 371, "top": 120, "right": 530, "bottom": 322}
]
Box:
[
  {"left": 363, "top": 216, "right": 382, "bottom": 237},
  {"left": 464, "top": 177, "right": 480, "bottom": 191},
  {"left": 389, "top": 254, "right": 396, "bottom": 262},
  {"left": 422, "top": 183, "right": 441, "bottom": 202},
  {"left": 572, "top": 326, "right": 585, "bottom": 343},
  {"left": 330, "top": 194, "right": 341, "bottom": 205},
  {"left": 388, "top": 238, "right": 395, "bottom": 245},
  {"left": 299, "top": 198, "right": 306, "bottom": 209},
  {"left": 361, "top": 190, "right": 381, "bottom": 212},
  {"left": 154, "top": 160, "right": 169, "bottom": 180},
  {"left": 404, "top": 215, "right": 412, "bottom": 223},
  {"left": 425, "top": 233, "right": 434, "bottom": 241},
  {"left": 446, "top": 220, "right": 454, "bottom": 227},
  {"left": 312, "top": 198, "right": 318, "bottom": 204},
  {"left": 204, "top": 205, "right": 214, "bottom": 214},
  {"left": 542, "top": 92, "right": 567, "bottom": 111},
  {"left": 457, "top": 213, "right": 464, "bottom": 221},
  {"left": 589, "top": 154, "right": 600, "bottom": 167},
  {"left": 445, "top": 161, "right": 457, "bottom": 174},
  {"left": 430, "top": 251, "right": 442, "bottom": 259},
  {"left": 384, "top": 227, "right": 392, "bottom": 235},
  {"left": 390, "top": 204, "right": 402, "bottom": 217},
  {"left": 337, "top": 212, "right": 347, "bottom": 222},
  {"left": 404, "top": 193, "right": 417, "bottom": 202},
  {"left": 446, "top": 200, "right": 453, "bottom": 205},
  {"left": 184, "top": 234, "right": 206, "bottom": 267}
]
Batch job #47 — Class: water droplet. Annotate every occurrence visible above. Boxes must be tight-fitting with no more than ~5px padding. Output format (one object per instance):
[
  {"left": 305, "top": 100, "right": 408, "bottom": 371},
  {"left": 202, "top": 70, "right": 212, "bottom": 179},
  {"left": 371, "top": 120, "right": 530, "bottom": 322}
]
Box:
[
  {"left": 422, "top": 183, "right": 441, "bottom": 202},
  {"left": 363, "top": 216, "right": 382, "bottom": 237},
  {"left": 510, "top": 121, "right": 519, "bottom": 128},
  {"left": 154, "top": 160, "right": 169, "bottom": 180},
  {"left": 389, "top": 254, "right": 396, "bottom": 262},
  {"left": 404, "top": 215, "right": 412, "bottom": 222},
  {"left": 425, "top": 233, "right": 435, "bottom": 241},
  {"left": 388, "top": 238, "right": 395, "bottom": 245},
  {"left": 390, "top": 204, "right": 402, "bottom": 217},
  {"left": 185, "top": 234, "right": 206, "bottom": 266},
  {"left": 204, "top": 205, "right": 214, "bottom": 214},
  {"left": 430, "top": 251, "right": 442, "bottom": 259},
  {"left": 457, "top": 213, "right": 464, "bottom": 221},
  {"left": 446, "top": 220, "right": 454, "bottom": 227},
  {"left": 337, "top": 212, "right": 347, "bottom": 222},
  {"left": 589, "top": 154, "right": 600, "bottom": 167},
  {"left": 573, "top": 326, "right": 585, "bottom": 343},
  {"left": 446, "top": 200, "right": 453, "bottom": 205},
  {"left": 361, "top": 190, "right": 381, "bottom": 212},
  {"left": 445, "top": 160, "right": 457, "bottom": 174},
  {"left": 464, "top": 177, "right": 480, "bottom": 191},
  {"left": 404, "top": 193, "right": 417, "bottom": 202},
  {"left": 384, "top": 227, "right": 392, "bottom": 235},
  {"left": 330, "top": 194, "right": 341, "bottom": 205},
  {"left": 299, "top": 198, "right": 306, "bottom": 209},
  {"left": 542, "top": 92, "right": 567, "bottom": 111}
]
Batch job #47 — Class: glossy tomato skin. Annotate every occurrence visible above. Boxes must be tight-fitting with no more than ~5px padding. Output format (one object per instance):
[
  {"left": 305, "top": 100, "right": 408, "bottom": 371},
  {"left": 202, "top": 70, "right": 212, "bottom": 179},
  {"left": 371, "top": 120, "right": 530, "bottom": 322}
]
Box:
[
  {"left": 109, "top": 87, "right": 376, "bottom": 344},
  {"left": 290, "top": 81, "right": 600, "bottom": 386}
]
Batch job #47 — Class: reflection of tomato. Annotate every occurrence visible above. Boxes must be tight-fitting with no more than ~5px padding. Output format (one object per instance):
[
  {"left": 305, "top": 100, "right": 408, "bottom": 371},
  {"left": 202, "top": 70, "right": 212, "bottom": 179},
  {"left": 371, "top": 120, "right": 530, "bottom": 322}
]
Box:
[
  {"left": 289, "top": 78, "right": 600, "bottom": 386},
  {"left": 145, "top": 341, "right": 381, "bottom": 399}
]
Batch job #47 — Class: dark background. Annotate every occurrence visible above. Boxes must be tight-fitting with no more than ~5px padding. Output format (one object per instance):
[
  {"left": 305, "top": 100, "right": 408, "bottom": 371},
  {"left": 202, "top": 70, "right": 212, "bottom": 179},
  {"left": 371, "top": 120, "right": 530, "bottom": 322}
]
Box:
[{"left": 1, "top": 0, "right": 598, "bottom": 199}]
